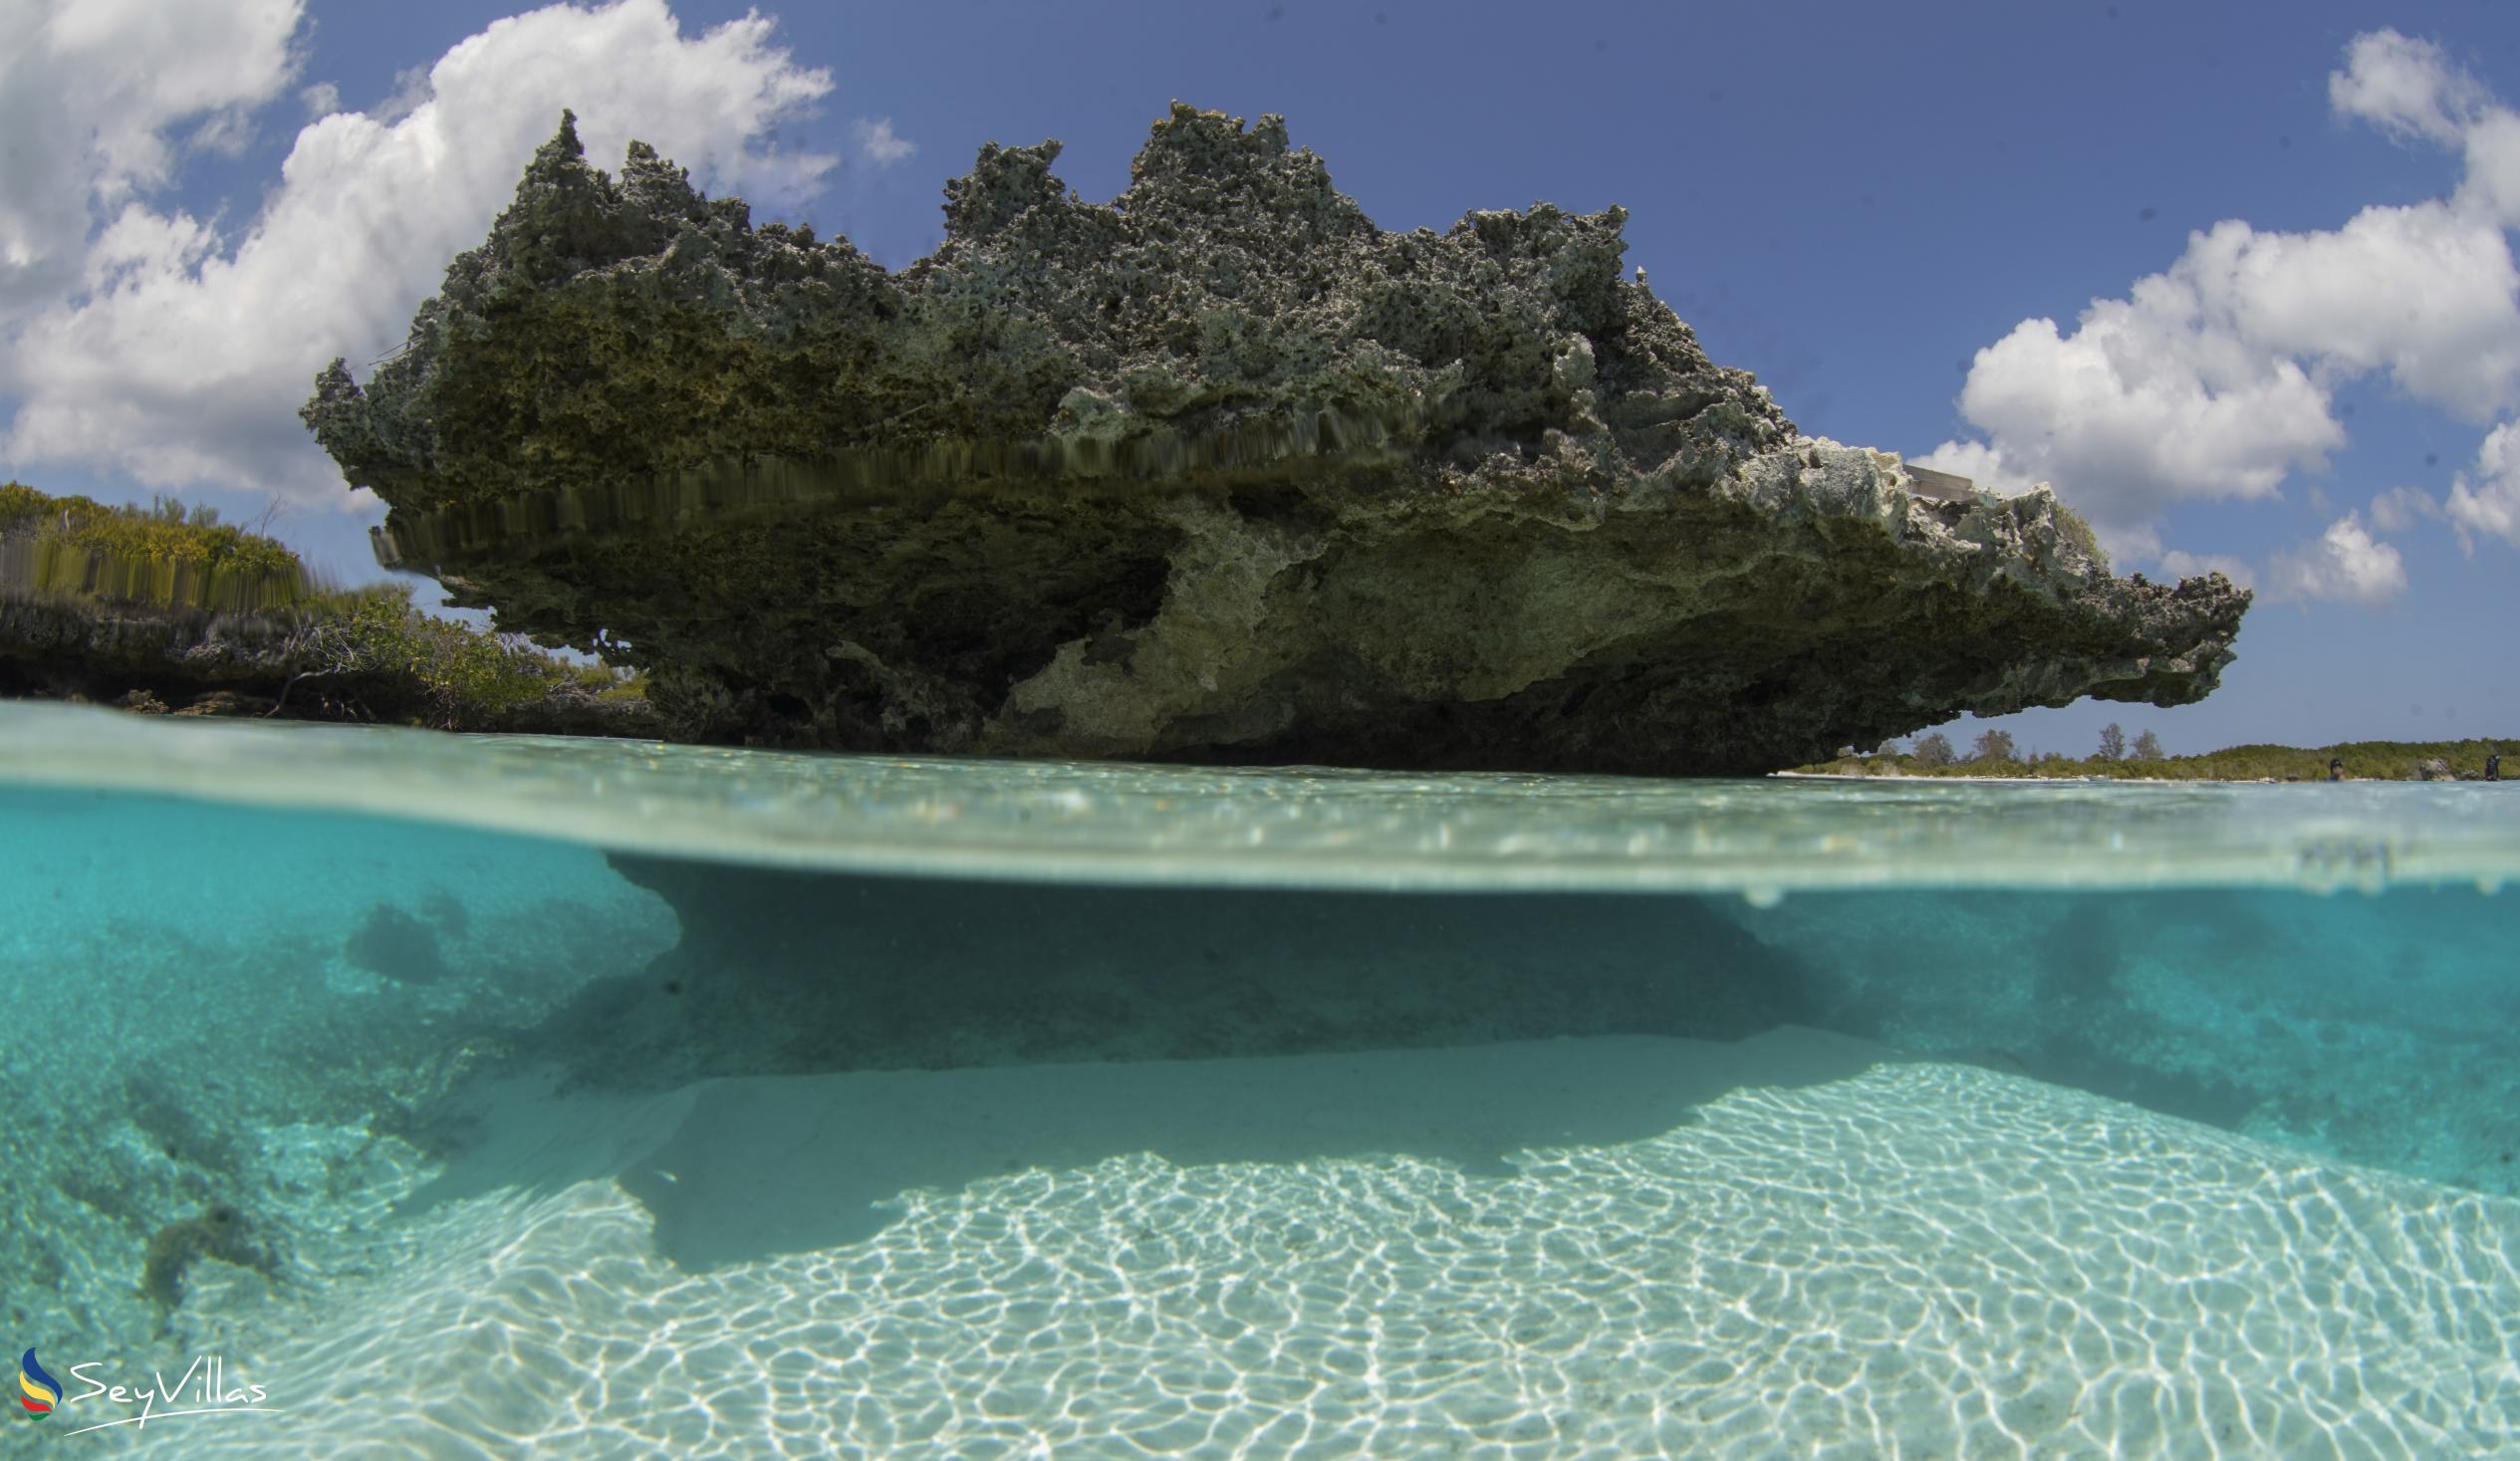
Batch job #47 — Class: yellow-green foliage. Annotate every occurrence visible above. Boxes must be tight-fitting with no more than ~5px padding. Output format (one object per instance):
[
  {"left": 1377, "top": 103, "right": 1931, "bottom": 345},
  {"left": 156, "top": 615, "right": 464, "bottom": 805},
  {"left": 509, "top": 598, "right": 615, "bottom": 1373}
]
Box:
[
  {"left": 299, "top": 585, "right": 613, "bottom": 729},
  {"left": 0, "top": 481, "right": 309, "bottom": 610},
  {"left": 2092, "top": 739, "right": 2508, "bottom": 782},
  {"left": 594, "top": 669, "right": 650, "bottom": 703},
  {"left": 2052, "top": 502, "right": 2110, "bottom": 572}
]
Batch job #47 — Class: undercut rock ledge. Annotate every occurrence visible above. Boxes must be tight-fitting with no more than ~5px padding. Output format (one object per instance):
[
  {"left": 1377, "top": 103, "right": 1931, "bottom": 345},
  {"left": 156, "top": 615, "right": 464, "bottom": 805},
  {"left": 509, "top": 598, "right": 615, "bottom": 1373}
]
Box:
[{"left": 305, "top": 105, "right": 2247, "bottom": 775}]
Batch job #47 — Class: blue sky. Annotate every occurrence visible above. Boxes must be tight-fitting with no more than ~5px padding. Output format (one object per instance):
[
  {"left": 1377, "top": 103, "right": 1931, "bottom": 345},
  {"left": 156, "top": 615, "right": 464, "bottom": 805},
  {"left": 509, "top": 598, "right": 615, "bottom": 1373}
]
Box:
[{"left": 6, "top": 0, "right": 2518, "bottom": 756}]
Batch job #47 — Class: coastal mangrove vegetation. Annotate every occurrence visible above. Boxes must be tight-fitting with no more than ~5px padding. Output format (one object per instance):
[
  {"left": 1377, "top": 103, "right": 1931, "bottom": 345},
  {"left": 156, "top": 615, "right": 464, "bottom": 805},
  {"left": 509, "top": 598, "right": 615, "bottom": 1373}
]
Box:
[
  {"left": 1803, "top": 730, "right": 2512, "bottom": 783},
  {"left": 0, "top": 482, "right": 309, "bottom": 611},
  {"left": 0, "top": 480, "right": 649, "bottom": 734}
]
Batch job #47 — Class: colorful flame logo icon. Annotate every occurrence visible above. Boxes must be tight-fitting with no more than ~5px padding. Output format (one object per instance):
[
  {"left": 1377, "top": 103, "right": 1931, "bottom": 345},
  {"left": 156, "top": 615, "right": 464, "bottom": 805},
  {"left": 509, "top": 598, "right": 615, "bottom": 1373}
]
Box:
[{"left": 18, "top": 1349, "right": 60, "bottom": 1415}]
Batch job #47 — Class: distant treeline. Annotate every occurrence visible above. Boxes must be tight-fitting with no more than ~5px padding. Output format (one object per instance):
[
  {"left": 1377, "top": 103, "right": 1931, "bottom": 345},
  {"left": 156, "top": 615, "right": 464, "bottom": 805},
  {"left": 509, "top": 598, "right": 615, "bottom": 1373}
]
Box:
[{"left": 1803, "top": 724, "right": 2509, "bottom": 782}]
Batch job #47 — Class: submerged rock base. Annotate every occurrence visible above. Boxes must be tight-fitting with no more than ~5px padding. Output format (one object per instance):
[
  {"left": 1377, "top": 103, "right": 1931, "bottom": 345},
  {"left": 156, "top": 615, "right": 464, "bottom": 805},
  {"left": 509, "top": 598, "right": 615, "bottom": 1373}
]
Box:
[{"left": 531, "top": 856, "right": 1816, "bottom": 1088}]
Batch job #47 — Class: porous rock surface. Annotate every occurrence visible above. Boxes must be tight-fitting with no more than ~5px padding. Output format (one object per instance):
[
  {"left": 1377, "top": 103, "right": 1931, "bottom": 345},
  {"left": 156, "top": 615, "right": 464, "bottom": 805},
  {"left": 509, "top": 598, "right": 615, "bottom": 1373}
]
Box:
[{"left": 305, "top": 106, "right": 2248, "bottom": 774}]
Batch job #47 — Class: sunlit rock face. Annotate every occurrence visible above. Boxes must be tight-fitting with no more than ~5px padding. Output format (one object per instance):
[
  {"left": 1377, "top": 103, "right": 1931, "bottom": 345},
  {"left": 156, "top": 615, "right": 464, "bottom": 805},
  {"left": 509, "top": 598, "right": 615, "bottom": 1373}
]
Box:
[{"left": 305, "top": 105, "right": 2247, "bottom": 775}]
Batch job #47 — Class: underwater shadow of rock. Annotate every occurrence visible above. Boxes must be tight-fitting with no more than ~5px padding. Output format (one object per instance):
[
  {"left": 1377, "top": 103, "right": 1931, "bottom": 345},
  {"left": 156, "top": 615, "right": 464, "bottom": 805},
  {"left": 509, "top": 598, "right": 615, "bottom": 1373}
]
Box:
[
  {"left": 413, "top": 1026, "right": 1894, "bottom": 1267},
  {"left": 1748, "top": 890, "right": 2280, "bottom": 1133},
  {"left": 2017, "top": 895, "right": 2270, "bottom": 1130},
  {"left": 521, "top": 854, "right": 1822, "bottom": 1090}
]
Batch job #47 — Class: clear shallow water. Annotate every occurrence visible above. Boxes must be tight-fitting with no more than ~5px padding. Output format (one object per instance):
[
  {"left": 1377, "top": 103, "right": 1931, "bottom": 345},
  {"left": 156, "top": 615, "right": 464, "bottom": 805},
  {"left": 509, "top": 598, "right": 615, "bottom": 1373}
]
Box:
[
  {"left": 5, "top": 700, "right": 2517, "bottom": 893},
  {"left": 1, "top": 703, "right": 2516, "bottom": 1457}
]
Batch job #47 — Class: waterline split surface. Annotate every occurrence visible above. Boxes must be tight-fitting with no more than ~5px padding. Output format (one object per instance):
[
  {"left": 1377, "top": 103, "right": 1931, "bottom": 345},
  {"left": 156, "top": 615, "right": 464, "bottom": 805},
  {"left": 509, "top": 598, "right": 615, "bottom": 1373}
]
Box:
[
  {"left": 2, "top": 702, "right": 2516, "bottom": 1457},
  {"left": 2, "top": 701, "right": 2516, "bottom": 893}
]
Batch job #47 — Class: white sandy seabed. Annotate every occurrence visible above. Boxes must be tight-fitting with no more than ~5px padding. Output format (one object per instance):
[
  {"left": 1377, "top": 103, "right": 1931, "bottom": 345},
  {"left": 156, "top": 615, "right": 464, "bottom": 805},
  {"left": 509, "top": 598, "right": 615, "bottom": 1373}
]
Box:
[{"left": 117, "top": 1029, "right": 2520, "bottom": 1460}]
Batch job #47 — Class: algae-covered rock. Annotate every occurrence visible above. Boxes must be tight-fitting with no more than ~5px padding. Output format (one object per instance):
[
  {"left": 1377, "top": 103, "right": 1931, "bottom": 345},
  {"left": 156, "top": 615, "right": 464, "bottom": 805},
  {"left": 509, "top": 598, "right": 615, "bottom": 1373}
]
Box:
[{"left": 306, "top": 106, "right": 2249, "bottom": 775}]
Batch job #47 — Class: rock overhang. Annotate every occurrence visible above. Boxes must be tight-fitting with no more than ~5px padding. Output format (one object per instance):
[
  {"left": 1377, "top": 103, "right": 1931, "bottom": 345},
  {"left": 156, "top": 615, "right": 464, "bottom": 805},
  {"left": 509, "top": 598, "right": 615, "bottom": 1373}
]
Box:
[{"left": 304, "top": 103, "right": 2249, "bottom": 775}]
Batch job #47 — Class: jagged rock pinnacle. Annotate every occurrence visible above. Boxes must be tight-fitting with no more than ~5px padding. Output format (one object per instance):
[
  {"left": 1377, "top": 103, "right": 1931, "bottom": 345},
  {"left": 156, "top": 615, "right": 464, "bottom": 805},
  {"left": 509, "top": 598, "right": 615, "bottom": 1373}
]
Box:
[{"left": 305, "top": 105, "right": 2247, "bottom": 773}]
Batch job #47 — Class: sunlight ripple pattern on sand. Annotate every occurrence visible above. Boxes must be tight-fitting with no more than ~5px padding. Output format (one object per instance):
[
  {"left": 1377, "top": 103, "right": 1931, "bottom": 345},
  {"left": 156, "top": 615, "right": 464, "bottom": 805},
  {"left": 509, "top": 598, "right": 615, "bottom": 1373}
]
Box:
[{"left": 172, "top": 1063, "right": 2520, "bottom": 1460}]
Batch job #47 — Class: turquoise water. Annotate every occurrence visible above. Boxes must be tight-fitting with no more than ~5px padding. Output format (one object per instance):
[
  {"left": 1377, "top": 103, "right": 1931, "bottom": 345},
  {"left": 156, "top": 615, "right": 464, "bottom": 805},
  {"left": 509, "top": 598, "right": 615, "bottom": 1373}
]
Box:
[{"left": 3, "top": 702, "right": 2517, "bottom": 1456}]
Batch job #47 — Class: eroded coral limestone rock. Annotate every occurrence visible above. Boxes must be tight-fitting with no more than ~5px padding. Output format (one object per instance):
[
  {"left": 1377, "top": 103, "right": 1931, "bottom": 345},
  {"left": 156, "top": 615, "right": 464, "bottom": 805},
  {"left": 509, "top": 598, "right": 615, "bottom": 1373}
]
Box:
[{"left": 305, "top": 105, "right": 2248, "bottom": 774}]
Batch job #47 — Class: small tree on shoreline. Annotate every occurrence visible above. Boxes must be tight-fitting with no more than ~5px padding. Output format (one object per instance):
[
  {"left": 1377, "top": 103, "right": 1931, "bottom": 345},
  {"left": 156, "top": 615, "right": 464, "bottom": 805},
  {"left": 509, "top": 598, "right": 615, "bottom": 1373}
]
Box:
[
  {"left": 2132, "top": 729, "right": 2163, "bottom": 761},
  {"left": 2097, "top": 723, "right": 2126, "bottom": 761}
]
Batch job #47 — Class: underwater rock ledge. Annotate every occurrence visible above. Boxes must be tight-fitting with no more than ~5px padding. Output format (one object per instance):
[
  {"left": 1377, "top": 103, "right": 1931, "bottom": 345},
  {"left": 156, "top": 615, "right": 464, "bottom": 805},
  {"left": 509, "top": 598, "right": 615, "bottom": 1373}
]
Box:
[
  {"left": 544, "top": 856, "right": 1817, "bottom": 1086},
  {"left": 305, "top": 105, "right": 2247, "bottom": 775}
]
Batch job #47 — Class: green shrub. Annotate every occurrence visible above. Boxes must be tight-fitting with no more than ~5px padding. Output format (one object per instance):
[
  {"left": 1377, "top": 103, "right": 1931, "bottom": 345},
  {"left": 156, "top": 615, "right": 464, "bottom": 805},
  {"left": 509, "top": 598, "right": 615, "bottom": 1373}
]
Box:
[
  {"left": 286, "top": 585, "right": 615, "bottom": 729},
  {"left": 0, "top": 481, "right": 308, "bottom": 610},
  {"left": 2052, "top": 502, "right": 2110, "bottom": 571},
  {"left": 1804, "top": 734, "right": 2511, "bottom": 781}
]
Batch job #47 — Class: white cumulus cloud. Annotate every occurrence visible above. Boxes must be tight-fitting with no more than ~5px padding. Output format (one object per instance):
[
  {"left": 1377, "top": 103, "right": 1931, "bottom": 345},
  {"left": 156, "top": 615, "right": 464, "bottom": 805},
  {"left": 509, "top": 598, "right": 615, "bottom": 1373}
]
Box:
[
  {"left": 2446, "top": 419, "right": 2520, "bottom": 549},
  {"left": 2328, "top": 29, "right": 2486, "bottom": 145},
  {"left": 1923, "top": 289, "right": 2346, "bottom": 530},
  {"left": 2154, "top": 550, "right": 2256, "bottom": 592},
  {"left": 850, "top": 117, "right": 916, "bottom": 166},
  {"left": 2459, "top": 110, "right": 2520, "bottom": 227},
  {"left": 2366, "top": 484, "right": 2441, "bottom": 533},
  {"left": 2182, "top": 206, "right": 2520, "bottom": 421},
  {"left": 1922, "top": 28, "right": 2520, "bottom": 578},
  {"left": 0, "top": 0, "right": 836, "bottom": 505},
  {"left": 1906, "top": 438, "right": 2033, "bottom": 496},
  {"left": 0, "top": 0, "right": 305, "bottom": 319},
  {"left": 2263, "top": 512, "right": 2409, "bottom": 607}
]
